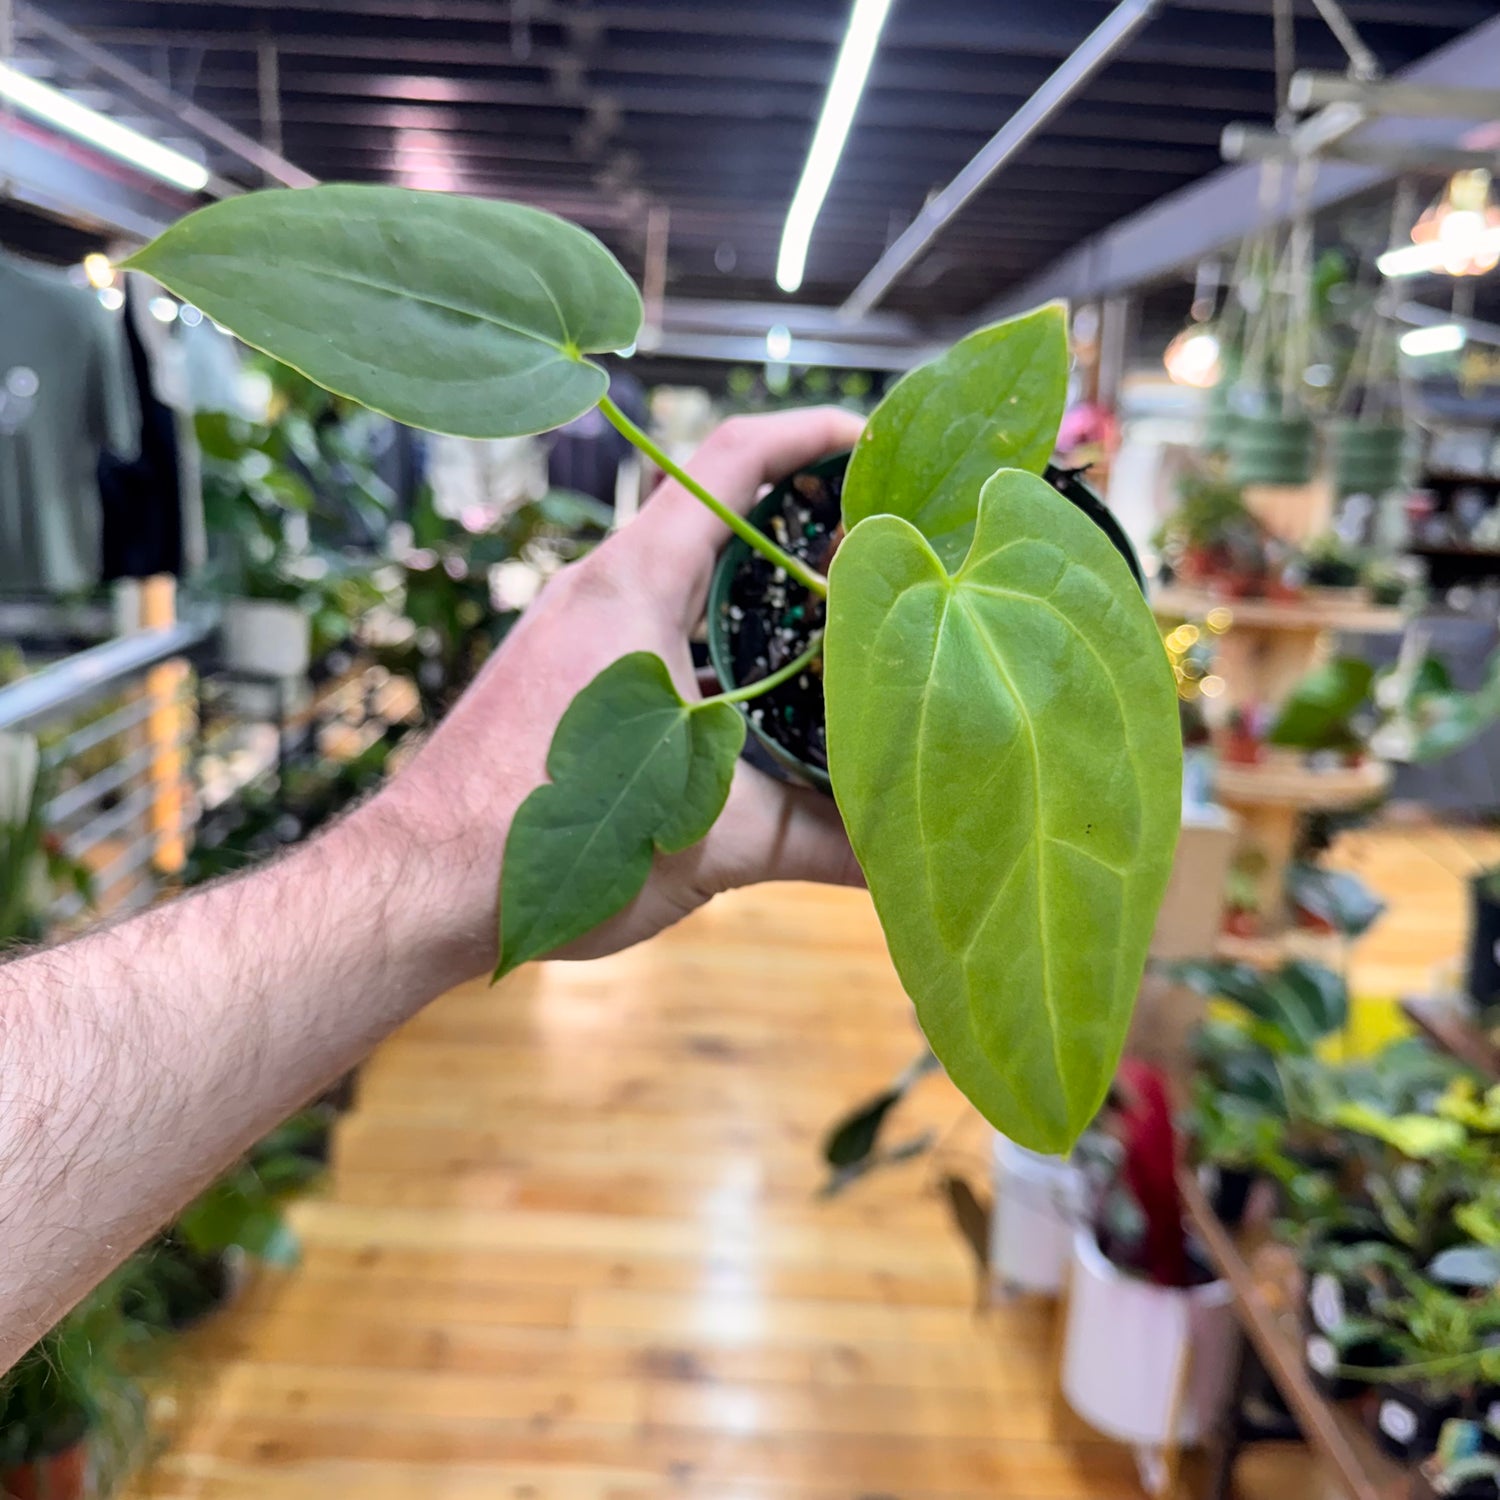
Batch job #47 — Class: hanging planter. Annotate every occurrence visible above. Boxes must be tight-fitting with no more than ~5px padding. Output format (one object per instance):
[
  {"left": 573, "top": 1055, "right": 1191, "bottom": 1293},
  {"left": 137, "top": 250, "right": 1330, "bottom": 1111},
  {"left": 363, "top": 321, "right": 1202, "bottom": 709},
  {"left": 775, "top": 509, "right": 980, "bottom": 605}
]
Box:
[
  {"left": 1227, "top": 411, "right": 1317, "bottom": 487},
  {"left": 1331, "top": 419, "right": 1407, "bottom": 499}
]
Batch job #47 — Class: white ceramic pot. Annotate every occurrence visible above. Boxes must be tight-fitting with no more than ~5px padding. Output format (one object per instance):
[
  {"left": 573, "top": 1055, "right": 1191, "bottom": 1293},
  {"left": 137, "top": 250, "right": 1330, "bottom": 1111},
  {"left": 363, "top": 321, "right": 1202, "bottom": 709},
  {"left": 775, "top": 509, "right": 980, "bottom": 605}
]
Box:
[
  {"left": 1060, "top": 1228, "right": 1237, "bottom": 1448},
  {"left": 990, "top": 1134, "right": 1081, "bottom": 1296},
  {"left": 221, "top": 598, "right": 311, "bottom": 680}
]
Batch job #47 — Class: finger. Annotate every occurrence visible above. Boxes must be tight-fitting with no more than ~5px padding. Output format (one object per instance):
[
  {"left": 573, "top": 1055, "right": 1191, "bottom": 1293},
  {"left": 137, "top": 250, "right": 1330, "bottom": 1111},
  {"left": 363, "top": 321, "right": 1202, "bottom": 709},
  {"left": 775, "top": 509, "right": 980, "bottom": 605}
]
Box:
[
  {"left": 624, "top": 407, "right": 865, "bottom": 609},
  {"left": 688, "top": 769, "right": 865, "bottom": 895}
]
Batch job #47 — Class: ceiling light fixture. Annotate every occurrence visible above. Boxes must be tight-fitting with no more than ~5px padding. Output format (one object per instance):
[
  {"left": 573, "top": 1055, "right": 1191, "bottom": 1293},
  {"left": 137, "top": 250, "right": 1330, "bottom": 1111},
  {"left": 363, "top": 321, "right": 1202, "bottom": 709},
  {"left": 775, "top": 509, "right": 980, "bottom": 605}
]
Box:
[
  {"left": 1162, "top": 327, "right": 1221, "bottom": 388},
  {"left": 1379, "top": 171, "right": 1500, "bottom": 280},
  {"left": 0, "top": 61, "right": 209, "bottom": 193},
  {"left": 775, "top": 0, "right": 895, "bottom": 294},
  {"left": 1399, "top": 323, "right": 1466, "bottom": 357}
]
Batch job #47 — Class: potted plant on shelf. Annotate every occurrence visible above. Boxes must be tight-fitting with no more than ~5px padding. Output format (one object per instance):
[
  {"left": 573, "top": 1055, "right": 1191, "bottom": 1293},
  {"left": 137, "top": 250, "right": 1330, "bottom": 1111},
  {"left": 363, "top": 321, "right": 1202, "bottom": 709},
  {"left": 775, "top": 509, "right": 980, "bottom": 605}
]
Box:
[
  {"left": 129, "top": 184, "right": 1184, "bottom": 1155},
  {"left": 1361, "top": 1279, "right": 1500, "bottom": 1463},
  {"left": 1301, "top": 533, "right": 1367, "bottom": 595}
]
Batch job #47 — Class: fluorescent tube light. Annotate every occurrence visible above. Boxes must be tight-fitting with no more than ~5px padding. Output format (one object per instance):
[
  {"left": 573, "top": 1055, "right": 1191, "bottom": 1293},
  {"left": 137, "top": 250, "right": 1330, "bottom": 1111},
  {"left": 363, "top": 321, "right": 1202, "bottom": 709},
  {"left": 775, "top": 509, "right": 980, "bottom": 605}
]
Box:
[
  {"left": 0, "top": 62, "right": 209, "bottom": 193},
  {"left": 775, "top": 0, "right": 895, "bottom": 294},
  {"left": 1399, "top": 323, "right": 1466, "bottom": 357}
]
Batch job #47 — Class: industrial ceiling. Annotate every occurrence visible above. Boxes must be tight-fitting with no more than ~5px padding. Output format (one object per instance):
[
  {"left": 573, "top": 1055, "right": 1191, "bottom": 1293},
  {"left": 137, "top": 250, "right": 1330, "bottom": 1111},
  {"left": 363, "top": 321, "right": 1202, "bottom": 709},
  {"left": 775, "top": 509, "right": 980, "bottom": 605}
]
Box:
[{"left": 7, "top": 1, "right": 1498, "bottom": 322}]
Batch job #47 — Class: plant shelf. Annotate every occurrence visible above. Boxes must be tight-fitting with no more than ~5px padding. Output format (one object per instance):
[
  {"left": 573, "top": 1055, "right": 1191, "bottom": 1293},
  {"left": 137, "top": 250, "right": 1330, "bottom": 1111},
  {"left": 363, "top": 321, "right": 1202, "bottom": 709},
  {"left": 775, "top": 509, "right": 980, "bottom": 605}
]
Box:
[
  {"left": 1214, "top": 756, "right": 1391, "bottom": 812},
  {"left": 1214, "top": 927, "right": 1343, "bottom": 967},
  {"left": 1153, "top": 586, "right": 1405, "bottom": 636}
]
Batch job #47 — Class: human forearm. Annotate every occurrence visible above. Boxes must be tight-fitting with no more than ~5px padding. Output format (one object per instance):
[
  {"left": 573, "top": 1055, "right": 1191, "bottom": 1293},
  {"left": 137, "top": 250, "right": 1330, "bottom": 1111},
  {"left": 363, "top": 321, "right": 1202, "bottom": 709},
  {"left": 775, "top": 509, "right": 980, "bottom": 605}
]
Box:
[{"left": 0, "top": 790, "right": 494, "bottom": 1364}]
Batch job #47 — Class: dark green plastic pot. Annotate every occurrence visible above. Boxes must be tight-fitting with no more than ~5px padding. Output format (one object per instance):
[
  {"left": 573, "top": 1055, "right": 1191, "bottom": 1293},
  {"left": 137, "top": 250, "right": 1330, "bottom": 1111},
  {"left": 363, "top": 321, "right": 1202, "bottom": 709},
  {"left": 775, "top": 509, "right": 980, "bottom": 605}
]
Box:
[
  {"left": 1227, "top": 413, "right": 1317, "bottom": 486},
  {"left": 1331, "top": 420, "right": 1407, "bottom": 498},
  {"left": 706, "top": 452, "right": 1144, "bottom": 794}
]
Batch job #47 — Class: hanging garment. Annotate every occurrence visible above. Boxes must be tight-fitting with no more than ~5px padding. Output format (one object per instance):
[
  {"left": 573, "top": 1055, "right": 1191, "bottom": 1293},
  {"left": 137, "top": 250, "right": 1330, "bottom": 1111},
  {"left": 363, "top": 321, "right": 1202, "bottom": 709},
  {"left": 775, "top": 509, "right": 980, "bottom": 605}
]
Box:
[
  {"left": 99, "top": 280, "right": 187, "bottom": 580},
  {"left": 0, "top": 252, "right": 139, "bottom": 593}
]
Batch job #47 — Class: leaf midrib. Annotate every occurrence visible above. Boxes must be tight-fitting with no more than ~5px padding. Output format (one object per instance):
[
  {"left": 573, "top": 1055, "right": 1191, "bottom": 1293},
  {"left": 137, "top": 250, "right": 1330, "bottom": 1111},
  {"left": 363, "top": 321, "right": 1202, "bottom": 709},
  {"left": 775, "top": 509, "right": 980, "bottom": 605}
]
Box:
[
  {"left": 172, "top": 251, "right": 575, "bottom": 357},
  {"left": 511, "top": 709, "right": 688, "bottom": 955},
  {"left": 953, "top": 592, "right": 1068, "bottom": 1115}
]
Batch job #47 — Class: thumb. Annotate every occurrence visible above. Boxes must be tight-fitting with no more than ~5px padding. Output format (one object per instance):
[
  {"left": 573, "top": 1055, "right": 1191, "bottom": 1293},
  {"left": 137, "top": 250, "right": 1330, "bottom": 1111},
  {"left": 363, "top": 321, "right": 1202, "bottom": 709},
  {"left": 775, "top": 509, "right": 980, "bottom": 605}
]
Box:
[{"left": 695, "top": 769, "right": 865, "bottom": 894}]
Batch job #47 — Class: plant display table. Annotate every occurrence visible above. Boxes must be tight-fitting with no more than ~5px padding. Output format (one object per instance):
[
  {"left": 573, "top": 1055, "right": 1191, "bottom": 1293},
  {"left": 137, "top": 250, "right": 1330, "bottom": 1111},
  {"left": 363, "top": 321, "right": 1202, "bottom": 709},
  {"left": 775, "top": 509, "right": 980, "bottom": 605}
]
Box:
[
  {"left": 1400, "top": 997, "right": 1500, "bottom": 1081},
  {"left": 1178, "top": 1167, "right": 1407, "bottom": 1500},
  {"left": 1155, "top": 586, "right": 1405, "bottom": 937}
]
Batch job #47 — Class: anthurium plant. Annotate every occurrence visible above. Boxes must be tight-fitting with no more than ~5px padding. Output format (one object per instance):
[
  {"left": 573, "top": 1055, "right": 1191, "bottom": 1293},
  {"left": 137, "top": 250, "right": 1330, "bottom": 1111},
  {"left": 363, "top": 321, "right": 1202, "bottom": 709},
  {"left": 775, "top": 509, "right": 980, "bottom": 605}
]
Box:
[{"left": 131, "top": 184, "right": 1182, "bottom": 1152}]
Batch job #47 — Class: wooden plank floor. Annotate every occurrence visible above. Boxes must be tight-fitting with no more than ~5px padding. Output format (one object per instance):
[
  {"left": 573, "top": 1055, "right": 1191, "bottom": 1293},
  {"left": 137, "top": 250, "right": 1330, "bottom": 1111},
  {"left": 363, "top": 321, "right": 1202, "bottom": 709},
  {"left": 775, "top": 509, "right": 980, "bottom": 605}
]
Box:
[
  {"left": 128, "top": 820, "right": 1495, "bottom": 1500},
  {"left": 1328, "top": 817, "right": 1500, "bottom": 999},
  {"left": 132, "top": 882, "right": 1142, "bottom": 1500}
]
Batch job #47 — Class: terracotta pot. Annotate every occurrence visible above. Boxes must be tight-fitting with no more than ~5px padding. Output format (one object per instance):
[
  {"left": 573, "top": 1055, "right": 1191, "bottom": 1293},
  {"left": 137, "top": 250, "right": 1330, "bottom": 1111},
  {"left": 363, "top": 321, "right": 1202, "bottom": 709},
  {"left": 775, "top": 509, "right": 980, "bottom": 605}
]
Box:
[{"left": 3, "top": 1441, "right": 88, "bottom": 1500}]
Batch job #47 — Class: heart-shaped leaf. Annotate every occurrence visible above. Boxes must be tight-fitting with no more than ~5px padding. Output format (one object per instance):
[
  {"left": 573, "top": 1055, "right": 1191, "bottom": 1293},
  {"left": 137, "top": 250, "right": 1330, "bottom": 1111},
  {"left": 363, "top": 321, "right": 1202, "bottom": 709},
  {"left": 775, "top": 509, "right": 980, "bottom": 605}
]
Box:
[
  {"left": 841, "top": 303, "right": 1068, "bottom": 569},
  {"left": 125, "top": 185, "right": 642, "bottom": 438},
  {"left": 824, "top": 468, "right": 1181, "bottom": 1152},
  {"left": 497, "top": 652, "right": 744, "bottom": 977}
]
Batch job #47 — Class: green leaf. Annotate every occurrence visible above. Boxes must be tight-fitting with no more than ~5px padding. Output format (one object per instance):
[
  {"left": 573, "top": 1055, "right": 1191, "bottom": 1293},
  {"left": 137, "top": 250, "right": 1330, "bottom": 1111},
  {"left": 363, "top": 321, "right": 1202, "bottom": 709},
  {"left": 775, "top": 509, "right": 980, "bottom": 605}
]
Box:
[
  {"left": 823, "top": 1088, "right": 902, "bottom": 1168},
  {"left": 824, "top": 469, "right": 1182, "bottom": 1152},
  {"left": 841, "top": 304, "right": 1069, "bottom": 569},
  {"left": 497, "top": 653, "right": 744, "bottom": 977},
  {"left": 1329, "top": 1100, "right": 1467, "bottom": 1158},
  {"left": 1268, "top": 657, "right": 1374, "bottom": 751},
  {"left": 125, "top": 185, "right": 643, "bottom": 439},
  {"left": 1285, "top": 862, "right": 1386, "bottom": 938}
]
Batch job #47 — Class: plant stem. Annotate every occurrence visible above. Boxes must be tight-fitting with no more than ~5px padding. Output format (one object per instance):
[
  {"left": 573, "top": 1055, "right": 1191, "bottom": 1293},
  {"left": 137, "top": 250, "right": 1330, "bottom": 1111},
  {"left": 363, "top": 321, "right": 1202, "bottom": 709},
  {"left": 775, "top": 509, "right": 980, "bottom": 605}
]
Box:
[
  {"left": 597, "top": 395, "right": 829, "bottom": 598},
  {"left": 709, "top": 633, "right": 824, "bottom": 707}
]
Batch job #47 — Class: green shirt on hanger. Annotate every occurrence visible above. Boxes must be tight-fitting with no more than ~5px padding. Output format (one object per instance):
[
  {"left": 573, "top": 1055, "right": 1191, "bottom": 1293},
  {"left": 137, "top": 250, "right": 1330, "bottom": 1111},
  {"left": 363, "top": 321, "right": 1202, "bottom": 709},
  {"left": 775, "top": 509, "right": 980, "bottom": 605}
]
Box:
[{"left": 0, "top": 251, "right": 140, "bottom": 594}]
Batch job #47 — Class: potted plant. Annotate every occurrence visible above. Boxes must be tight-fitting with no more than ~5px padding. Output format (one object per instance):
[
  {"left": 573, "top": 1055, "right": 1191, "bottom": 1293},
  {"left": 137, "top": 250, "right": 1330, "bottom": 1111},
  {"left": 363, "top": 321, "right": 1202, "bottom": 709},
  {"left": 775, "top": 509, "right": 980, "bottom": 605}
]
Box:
[
  {"left": 0, "top": 733, "right": 93, "bottom": 950},
  {"left": 1267, "top": 656, "right": 1375, "bottom": 763},
  {"left": 1228, "top": 403, "right": 1318, "bottom": 488},
  {"left": 1360, "top": 1279, "right": 1500, "bottom": 1463},
  {"left": 130, "top": 1107, "right": 327, "bottom": 1332},
  {"left": 1060, "top": 1062, "right": 1238, "bottom": 1457},
  {"left": 1302, "top": 533, "right": 1367, "bottom": 594},
  {"left": 130, "top": 184, "right": 1185, "bottom": 1155},
  {"left": 1285, "top": 861, "right": 1387, "bottom": 940},
  {"left": 0, "top": 1270, "right": 152, "bottom": 1500}
]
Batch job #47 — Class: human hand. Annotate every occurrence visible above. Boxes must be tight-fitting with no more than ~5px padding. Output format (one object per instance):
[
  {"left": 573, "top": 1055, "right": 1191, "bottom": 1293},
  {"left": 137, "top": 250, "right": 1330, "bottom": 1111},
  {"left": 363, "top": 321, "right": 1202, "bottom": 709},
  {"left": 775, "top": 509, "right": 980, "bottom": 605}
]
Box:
[{"left": 368, "top": 406, "right": 867, "bottom": 981}]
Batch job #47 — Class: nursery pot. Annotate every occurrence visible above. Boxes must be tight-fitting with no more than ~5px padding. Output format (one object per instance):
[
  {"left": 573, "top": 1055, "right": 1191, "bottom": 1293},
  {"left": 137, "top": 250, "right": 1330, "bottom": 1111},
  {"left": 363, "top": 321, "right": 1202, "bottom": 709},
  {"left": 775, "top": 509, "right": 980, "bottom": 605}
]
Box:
[
  {"left": 706, "top": 455, "right": 1145, "bottom": 795},
  {"left": 220, "top": 597, "right": 312, "bottom": 680},
  {"left": 989, "top": 1134, "right": 1083, "bottom": 1296},
  {"left": 1060, "top": 1229, "right": 1237, "bottom": 1447},
  {"left": 1226, "top": 413, "right": 1317, "bottom": 488},
  {"left": 1201, "top": 1163, "right": 1255, "bottom": 1229},
  {"left": 1477, "top": 1386, "right": 1500, "bottom": 1454},
  {"left": 1302, "top": 1319, "right": 1396, "bottom": 1401},
  {"left": 1467, "top": 873, "right": 1500, "bottom": 1010},
  {"left": 1370, "top": 1385, "right": 1464, "bottom": 1465},
  {"left": 2, "top": 1438, "right": 88, "bottom": 1500},
  {"left": 1331, "top": 420, "right": 1407, "bottom": 499}
]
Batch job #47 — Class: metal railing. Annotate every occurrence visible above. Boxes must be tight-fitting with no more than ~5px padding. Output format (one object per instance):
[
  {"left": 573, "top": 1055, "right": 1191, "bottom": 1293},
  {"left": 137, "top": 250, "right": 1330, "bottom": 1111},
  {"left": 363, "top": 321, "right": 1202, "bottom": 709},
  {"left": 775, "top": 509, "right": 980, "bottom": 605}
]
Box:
[{"left": 0, "top": 617, "right": 214, "bottom": 923}]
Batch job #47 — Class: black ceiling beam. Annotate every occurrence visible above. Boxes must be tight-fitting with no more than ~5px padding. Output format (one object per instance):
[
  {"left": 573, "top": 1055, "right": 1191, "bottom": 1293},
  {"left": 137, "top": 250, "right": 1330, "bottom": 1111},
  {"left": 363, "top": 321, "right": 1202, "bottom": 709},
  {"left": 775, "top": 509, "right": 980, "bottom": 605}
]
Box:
[
  {"left": 59, "top": 7, "right": 1360, "bottom": 72},
  {"left": 176, "top": 59, "right": 1275, "bottom": 116},
  {"left": 194, "top": 91, "right": 1232, "bottom": 145},
  {"left": 1167, "top": 0, "right": 1489, "bottom": 21},
  {"left": 49, "top": 0, "right": 1494, "bottom": 23}
]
